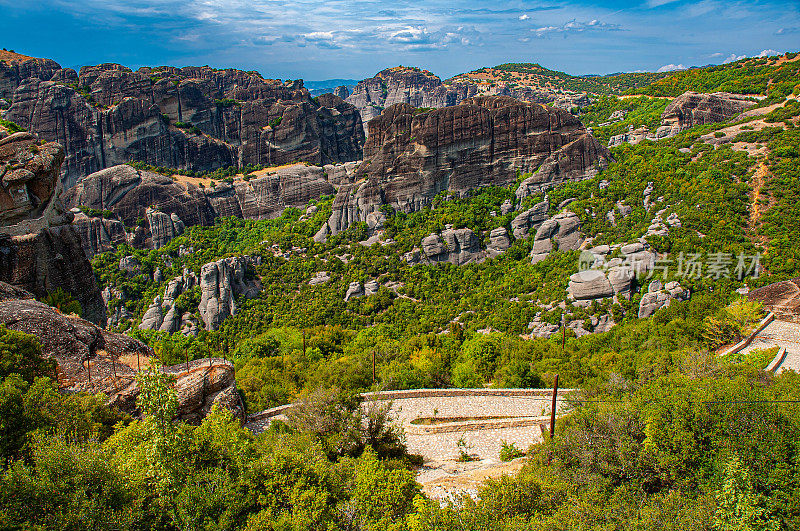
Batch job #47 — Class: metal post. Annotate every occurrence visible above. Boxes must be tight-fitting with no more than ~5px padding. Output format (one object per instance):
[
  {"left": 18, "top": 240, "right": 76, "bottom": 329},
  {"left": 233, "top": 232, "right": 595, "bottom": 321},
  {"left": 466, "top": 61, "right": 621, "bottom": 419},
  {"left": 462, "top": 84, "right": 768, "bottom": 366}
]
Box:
[
  {"left": 186, "top": 349, "right": 189, "bottom": 376},
  {"left": 137, "top": 350, "right": 140, "bottom": 372},
  {"left": 86, "top": 356, "right": 91, "bottom": 386},
  {"left": 550, "top": 374, "right": 559, "bottom": 440}
]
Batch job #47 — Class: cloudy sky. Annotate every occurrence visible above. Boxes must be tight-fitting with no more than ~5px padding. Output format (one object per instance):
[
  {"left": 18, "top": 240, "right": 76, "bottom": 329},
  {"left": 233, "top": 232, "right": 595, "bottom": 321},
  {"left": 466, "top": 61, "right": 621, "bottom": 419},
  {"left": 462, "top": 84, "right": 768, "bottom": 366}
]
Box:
[{"left": 1, "top": 0, "right": 798, "bottom": 81}]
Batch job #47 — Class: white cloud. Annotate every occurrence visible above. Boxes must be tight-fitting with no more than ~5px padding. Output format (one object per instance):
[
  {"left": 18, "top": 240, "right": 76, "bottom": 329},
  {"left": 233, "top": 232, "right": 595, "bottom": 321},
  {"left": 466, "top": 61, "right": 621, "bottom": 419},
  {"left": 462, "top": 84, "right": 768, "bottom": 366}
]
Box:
[
  {"left": 519, "top": 14, "right": 529, "bottom": 20},
  {"left": 758, "top": 49, "right": 779, "bottom": 57},
  {"left": 722, "top": 53, "right": 746, "bottom": 63},
  {"left": 533, "top": 18, "right": 622, "bottom": 37},
  {"left": 647, "top": 0, "right": 681, "bottom": 7},
  {"left": 657, "top": 63, "right": 686, "bottom": 72}
]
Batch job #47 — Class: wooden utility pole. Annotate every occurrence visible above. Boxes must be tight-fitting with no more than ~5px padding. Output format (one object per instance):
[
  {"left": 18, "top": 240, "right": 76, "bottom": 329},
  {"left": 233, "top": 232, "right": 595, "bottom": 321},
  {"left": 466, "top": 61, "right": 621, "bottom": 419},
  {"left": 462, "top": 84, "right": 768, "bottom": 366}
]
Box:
[
  {"left": 185, "top": 349, "right": 190, "bottom": 376},
  {"left": 86, "top": 357, "right": 91, "bottom": 386},
  {"left": 550, "top": 374, "right": 559, "bottom": 439},
  {"left": 561, "top": 314, "right": 566, "bottom": 351},
  {"left": 112, "top": 353, "right": 117, "bottom": 379},
  {"left": 137, "top": 350, "right": 141, "bottom": 372},
  {"left": 372, "top": 350, "right": 376, "bottom": 385}
]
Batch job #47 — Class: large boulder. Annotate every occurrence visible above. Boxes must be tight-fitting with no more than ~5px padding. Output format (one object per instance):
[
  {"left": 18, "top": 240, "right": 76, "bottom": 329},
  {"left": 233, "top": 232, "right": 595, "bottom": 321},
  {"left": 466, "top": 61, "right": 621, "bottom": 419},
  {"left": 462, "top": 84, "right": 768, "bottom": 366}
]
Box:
[
  {"left": 660, "top": 92, "right": 756, "bottom": 134},
  {"left": 530, "top": 211, "right": 584, "bottom": 263},
  {"left": 568, "top": 270, "right": 614, "bottom": 300},
  {"left": 638, "top": 281, "right": 690, "bottom": 318}
]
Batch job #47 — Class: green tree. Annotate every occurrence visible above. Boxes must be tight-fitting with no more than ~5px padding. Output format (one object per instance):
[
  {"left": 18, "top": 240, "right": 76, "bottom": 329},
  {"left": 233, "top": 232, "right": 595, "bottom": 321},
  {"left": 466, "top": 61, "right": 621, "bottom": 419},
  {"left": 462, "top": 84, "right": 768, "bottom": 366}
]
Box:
[{"left": 713, "top": 455, "right": 777, "bottom": 531}]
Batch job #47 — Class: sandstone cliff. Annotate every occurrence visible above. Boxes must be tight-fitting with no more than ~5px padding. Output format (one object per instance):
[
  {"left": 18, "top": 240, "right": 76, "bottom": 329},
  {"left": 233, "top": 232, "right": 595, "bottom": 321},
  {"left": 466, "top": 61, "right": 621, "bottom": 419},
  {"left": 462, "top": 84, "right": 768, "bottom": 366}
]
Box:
[
  {"left": 319, "top": 96, "right": 611, "bottom": 237},
  {"left": 2, "top": 58, "right": 364, "bottom": 189},
  {"left": 63, "top": 162, "right": 336, "bottom": 251},
  {"left": 0, "top": 127, "right": 106, "bottom": 323}
]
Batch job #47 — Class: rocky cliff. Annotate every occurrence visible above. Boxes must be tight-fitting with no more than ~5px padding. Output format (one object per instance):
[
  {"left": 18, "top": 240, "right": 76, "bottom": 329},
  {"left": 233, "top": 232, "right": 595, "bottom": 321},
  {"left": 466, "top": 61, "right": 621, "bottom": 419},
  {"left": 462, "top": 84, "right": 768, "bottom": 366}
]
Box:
[
  {"left": 63, "top": 162, "right": 336, "bottom": 252},
  {"left": 318, "top": 96, "right": 611, "bottom": 238},
  {"left": 346, "top": 66, "right": 478, "bottom": 131},
  {"left": 2, "top": 58, "right": 364, "bottom": 189},
  {"left": 345, "top": 66, "right": 570, "bottom": 136},
  {"left": 0, "top": 127, "right": 106, "bottom": 323}
]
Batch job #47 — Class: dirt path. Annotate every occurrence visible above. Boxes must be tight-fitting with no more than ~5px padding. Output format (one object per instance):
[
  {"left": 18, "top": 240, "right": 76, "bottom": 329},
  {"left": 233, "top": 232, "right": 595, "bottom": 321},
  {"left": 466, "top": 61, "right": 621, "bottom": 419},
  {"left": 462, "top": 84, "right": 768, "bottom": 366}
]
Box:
[{"left": 748, "top": 161, "right": 772, "bottom": 247}]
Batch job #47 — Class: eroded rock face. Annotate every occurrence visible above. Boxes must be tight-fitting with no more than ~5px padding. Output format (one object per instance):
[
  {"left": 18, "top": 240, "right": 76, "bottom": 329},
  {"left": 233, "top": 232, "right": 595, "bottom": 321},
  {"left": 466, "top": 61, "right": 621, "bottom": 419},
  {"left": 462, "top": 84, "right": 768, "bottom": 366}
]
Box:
[
  {"left": 319, "top": 96, "right": 610, "bottom": 239},
  {"left": 199, "top": 256, "right": 261, "bottom": 331},
  {"left": 63, "top": 162, "right": 336, "bottom": 249},
  {"left": 0, "top": 281, "right": 151, "bottom": 387},
  {"left": 0, "top": 53, "right": 61, "bottom": 101},
  {"left": 346, "top": 67, "right": 478, "bottom": 133},
  {"left": 4, "top": 60, "right": 364, "bottom": 188},
  {"left": 405, "top": 227, "right": 486, "bottom": 265},
  {"left": 511, "top": 201, "right": 549, "bottom": 240},
  {"left": 70, "top": 209, "right": 128, "bottom": 258},
  {"left": 0, "top": 131, "right": 106, "bottom": 324},
  {"left": 530, "top": 211, "right": 584, "bottom": 264},
  {"left": 661, "top": 91, "right": 756, "bottom": 132}
]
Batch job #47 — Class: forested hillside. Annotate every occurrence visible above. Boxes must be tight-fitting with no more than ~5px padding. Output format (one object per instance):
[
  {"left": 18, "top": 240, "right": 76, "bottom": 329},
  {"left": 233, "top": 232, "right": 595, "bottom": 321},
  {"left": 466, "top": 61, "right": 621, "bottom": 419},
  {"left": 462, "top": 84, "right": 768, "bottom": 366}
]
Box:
[{"left": 2, "top": 50, "right": 800, "bottom": 530}]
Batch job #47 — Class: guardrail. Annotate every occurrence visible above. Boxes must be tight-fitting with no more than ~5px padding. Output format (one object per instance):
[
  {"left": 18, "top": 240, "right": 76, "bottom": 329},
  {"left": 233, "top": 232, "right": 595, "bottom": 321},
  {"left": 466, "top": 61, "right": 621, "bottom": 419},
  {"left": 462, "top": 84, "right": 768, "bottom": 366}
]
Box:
[
  {"left": 720, "top": 312, "right": 775, "bottom": 356},
  {"left": 247, "top": 387, "right": 575, "bottom": 423}
]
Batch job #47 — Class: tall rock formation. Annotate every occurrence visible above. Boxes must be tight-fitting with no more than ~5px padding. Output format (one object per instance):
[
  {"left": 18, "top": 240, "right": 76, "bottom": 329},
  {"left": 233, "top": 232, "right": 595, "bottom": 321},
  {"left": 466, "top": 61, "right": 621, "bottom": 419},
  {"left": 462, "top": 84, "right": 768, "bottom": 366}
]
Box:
[
  {"left": 0, "top": 127, "right": 106, "bottom": 323},
  {"left": 319, "top": 96, "right": 611, "bottom": 237},
  {"left": 346, "top": 67, "right": 477, "bottom": 131},
  {"left": 2, "top": 58, "right": 365, "bottom": 189}
]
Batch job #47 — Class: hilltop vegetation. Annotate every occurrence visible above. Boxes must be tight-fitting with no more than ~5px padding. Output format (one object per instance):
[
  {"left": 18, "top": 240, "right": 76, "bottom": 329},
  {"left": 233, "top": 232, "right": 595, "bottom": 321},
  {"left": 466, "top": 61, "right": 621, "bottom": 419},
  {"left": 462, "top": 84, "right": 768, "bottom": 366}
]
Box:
[
  {"left": 630, "top": 53, "right": 800, "bottom": 101},
  {"left": 450, "top": 63, "right": 668, "bottom": 95}
]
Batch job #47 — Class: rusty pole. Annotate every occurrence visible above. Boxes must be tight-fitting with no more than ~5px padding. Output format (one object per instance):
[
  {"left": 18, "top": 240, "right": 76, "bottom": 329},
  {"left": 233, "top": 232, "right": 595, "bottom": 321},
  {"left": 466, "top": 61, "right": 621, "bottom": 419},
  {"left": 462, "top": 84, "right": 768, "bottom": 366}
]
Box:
[{"left": 550, "top": 374, "right": 559, "bottom": 440}]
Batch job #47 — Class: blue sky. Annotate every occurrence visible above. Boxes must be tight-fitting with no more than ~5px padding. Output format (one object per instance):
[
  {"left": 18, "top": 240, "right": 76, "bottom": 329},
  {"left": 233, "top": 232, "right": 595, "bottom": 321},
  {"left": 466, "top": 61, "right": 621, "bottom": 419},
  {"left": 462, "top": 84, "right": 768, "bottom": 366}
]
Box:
[{"left": 1, "top": 0, "right": 798, "bottom": 81}]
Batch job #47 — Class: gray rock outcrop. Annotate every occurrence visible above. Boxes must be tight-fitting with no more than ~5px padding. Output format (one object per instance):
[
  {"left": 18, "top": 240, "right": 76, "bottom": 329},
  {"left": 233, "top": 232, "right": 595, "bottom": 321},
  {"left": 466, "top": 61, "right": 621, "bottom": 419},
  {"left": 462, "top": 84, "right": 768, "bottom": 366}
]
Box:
[
  {"left": 511, "top": 200, "right": 549, "bottom": 240},
  {"left": 63, "top": 162, "right": 336, "bottom": 250},
  {"left": 198, "top": 256, "right": 261, "bottom": 331},
  {"left": 406, "top": 227, "right": 486, "bottom": 266},
  {"left": 530, "top": 211, "right": 583, "bottom": 264},
  {"left": 638, "top": 281, "right": 690, "bottom": 318}
]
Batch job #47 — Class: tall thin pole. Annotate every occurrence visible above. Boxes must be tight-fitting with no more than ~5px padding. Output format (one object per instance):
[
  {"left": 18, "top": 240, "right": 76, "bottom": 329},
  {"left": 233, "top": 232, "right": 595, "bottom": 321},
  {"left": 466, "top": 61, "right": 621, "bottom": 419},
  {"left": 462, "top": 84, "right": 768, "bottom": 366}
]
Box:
[
  {"left": 112, "top": 353, "right": 117, "bottom": 379},
  {"left": 86, "top": 356, "right": 92, "bottom": 386},
  {"left": 186, "top": 349, "right": 190, "bottom": 376},
  {"left": 372, "top": 350, "right": 376, "bottom": 385},
  {"left": 549, "top": 374, "right": 559, "bottom": 440},
  {"left": 302, "top": 329, "right": 306, "bottom": 357},
  {"left": 561, "top": 314, "right": 566, "bottom": 351},
  {"left": 137, "top": 350, "right": 141, "bottom": 372}
]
